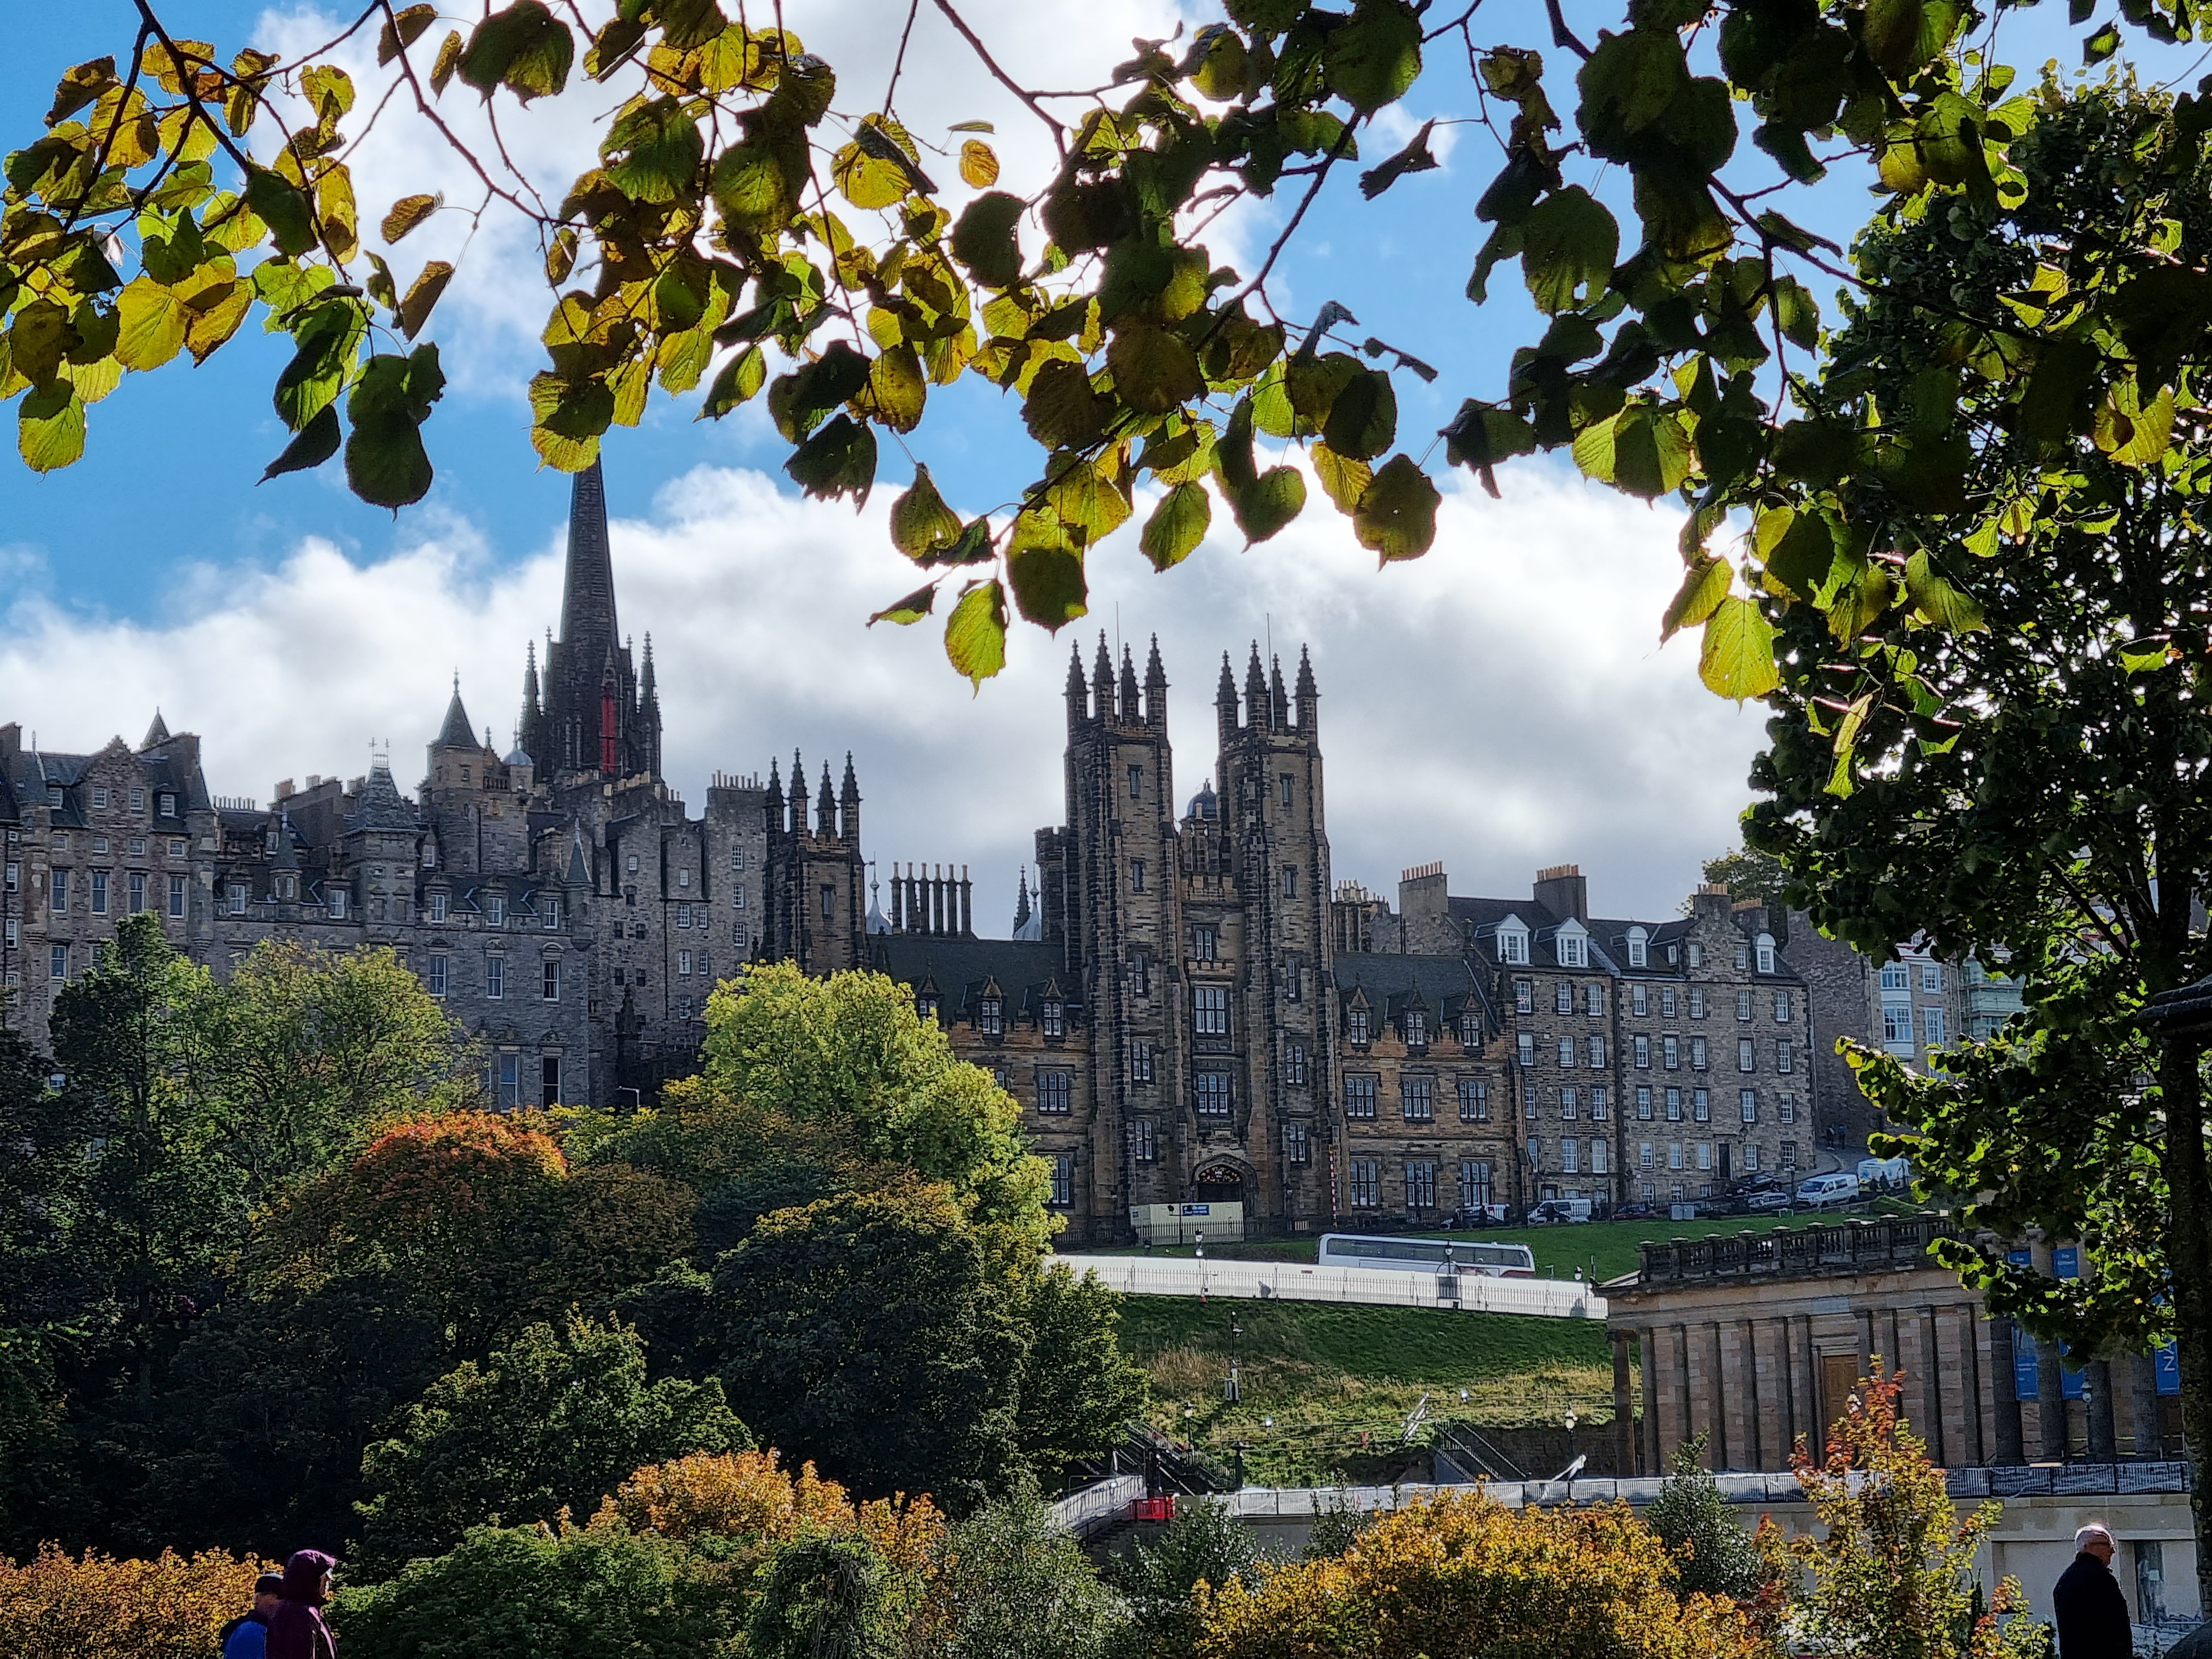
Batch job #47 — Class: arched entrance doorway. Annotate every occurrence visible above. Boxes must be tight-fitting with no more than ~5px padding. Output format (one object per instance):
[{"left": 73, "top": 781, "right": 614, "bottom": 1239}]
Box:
[{"left": 1191, "top": 1160, "right": 1246, "bottom": 1206}]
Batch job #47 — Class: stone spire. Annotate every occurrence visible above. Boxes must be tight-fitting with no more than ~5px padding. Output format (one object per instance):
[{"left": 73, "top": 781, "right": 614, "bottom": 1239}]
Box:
[
  {"left": 791, "top": 749, "right": 806, "bottom": 833},
  {"left": 1013, "top": 867, "right": 1032, "bottom": 931},
  {"left": 1119, "top": 645, "right": 1141, "bottom": 723},
  {"left": 1217, "top": 650, "right": 1238, "bottom": 745},
  {"left": 1243, "top": 643, "right": 1267, "bottom": 727},
  {"left": 1295, "top": 644, "right": 1318, "bottom": 730},
  {"left": 559, "top": 459, "right": 618, "bottom": 670},
  {"left": 1092, "top": 633, "right": 1114, "bottom": 720},
  {"left": 816, "top": 761, "right": 836, "bottom": 833},
  {"left": 1144, "top": 635, "right": 1169, "bottom": 727},
  {"left": 518, "top": 641, "right": 543, "bottom": 763},
  {"left": 1066, "top": 641, "right": 1087, "bottom": 729},
  {"left": 1269, "top": 654, "right": 1289, "bottom": 732},
  {"left": 436, "top": 674, "right": 477, "bottom": 750},
  {"left": 140, "top": 709, "right": 171, "bottom": 749},
  {"left": 840, "top": 751, "right": 861, "bottom": 844}
]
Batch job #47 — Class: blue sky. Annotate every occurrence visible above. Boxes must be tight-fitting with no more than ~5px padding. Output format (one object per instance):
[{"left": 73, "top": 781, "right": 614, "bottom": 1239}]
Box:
[{"left": 2, "top": 2, "right": 2193, "bottom": 924}]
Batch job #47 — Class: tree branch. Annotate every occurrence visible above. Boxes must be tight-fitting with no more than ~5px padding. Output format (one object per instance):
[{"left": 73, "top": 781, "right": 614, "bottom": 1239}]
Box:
[{"left": 929, "top": 0, "right": 1066, "bottom": 156}]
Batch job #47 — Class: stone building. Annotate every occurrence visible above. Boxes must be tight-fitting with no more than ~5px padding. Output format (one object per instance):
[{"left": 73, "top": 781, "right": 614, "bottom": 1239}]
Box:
[
  {"left": 0, "top": 461, "right": 867, "bottom": 1105},
  {"left": 1602, "top": 1211, "right": 2175, "bottom": 1476}
]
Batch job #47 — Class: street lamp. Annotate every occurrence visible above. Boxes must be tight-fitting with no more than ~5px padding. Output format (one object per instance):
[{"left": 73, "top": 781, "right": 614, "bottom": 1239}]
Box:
[
  {"left": 1564, "top": 1405, "right": 1579, "bottom": 1466},
  {"left": 1226, "top": 1316, "right": 1242, "bottom": 1403}
]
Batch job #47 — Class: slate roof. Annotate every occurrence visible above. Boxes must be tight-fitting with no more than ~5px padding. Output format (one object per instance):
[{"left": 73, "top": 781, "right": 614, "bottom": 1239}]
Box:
[
  {"left": 871, "top": 936, "right": 1076, "bottom": 1021},
  {"left": 1334, "top": 952, "right": 1491, "bottom": 1034}
]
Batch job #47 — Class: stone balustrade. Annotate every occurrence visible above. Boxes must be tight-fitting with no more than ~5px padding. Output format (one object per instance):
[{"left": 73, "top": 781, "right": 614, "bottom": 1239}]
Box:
[{"left": 1635, "top": 1212, "right": 1957, "bottom": 1286}]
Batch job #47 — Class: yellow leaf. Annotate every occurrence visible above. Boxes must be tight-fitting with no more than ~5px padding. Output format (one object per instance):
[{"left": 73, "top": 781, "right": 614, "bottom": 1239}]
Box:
[
  {"left": 958, "top": 139, "right": 999, "bottom": 188},
  {"left": 113, "top": 275, "right": 187, "bottom": 373},
  {"left": 1697, "top": 596, "right": 1779, "bottom": 701}
]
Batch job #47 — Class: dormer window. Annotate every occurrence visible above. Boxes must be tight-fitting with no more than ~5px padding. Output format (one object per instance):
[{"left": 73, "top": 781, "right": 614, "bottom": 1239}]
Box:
[
  {"left": 1556, "top": 924, "right": 1588, "bottom": 968},
  {"left": 487, "top": 894, "right": 505, "bottom": 927},
  {"left": 328, "top": 888, "right": 347, "bottom": 919},
  {"left": 544, "top": 898, "right": 562, "bottom": 929},
  {"left": 979, "top": 997, "right": 1003, "bottom": 1036},
  {"left": 1496, "top": 919, "right": 1530, "bottom": 964},
  {"left": 1348, "top": 1007, "right": 1370, "bottom": 1045},
  {"left": 1460, "top": 1014, "right": 1480, "bottom": 1046},
  {"left": 1042, "top": 998, "right": 1065, "bottom": 1038},
  {"left": 157, "top": 793, "right": 176, "bottom": 817},
  {"left": 428, "top": 893, "right": 448, "bottom": 923},
  {"left": 276, "top": 875, "right": 296, "bottom": 900},
  {"left": 1405, "top": 1009, "right": 1427, "bottom": 1048},
  {"left": 47, "top": 786, "right": 62, "bottom": 808},
  {"left": 1756, "top": 932, "right": 1776, "bottom": 975},
  {"left": 1627, "top": 927, "right": 1648, "bottom": 968},
  {"left": 917, "top": 993, "right": 938, "bottom": 1020},
  {"left": 422, "top": 842, "right": 437, "bottom": 868}
]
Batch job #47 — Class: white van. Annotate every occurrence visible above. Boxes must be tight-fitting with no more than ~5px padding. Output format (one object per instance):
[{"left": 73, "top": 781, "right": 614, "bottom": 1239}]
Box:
[
  {"left": 1794, "top": 1172, "right": 1860, "bottom": 1210},
  {"left": 1857, "top": 1156, "right": 1911, "bottom": 1192},
  {"left": 1530, "top": 1198, "right": 1594, "bottom": 1224}
]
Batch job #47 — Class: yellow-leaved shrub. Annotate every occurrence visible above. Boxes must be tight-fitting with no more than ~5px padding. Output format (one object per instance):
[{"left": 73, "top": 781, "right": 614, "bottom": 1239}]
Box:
[
  {"left": 0, "top": 1544, "right": 276, "bottom": 1659},
  {"left": 1194, "top": 1490, "right": 1779, "bottom": 1659}
]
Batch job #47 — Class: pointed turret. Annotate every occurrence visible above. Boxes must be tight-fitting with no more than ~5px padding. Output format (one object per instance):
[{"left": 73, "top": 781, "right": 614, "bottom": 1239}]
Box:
[
  {"left": 1066, "top": 642, "right": 1088, "bottom": 730},
  {"left": 1093, "top": 633, "right": 1114, "bottom": 723},
  {"left": 1144, "top": 635, "right": 1169, "bottom": 727},
  {"left": 839, "top": 752, "right": 861, "bottom": 844},
  {"left": 1013, "top": 867, "right": 1032, "bottom": 932},
  {"left": 140, "top": 710, "right": 171, "bottom": 750},
  {"left": 1243, "top": 644, "right": 1267, "bottom": 730},
  {"left": 765, "top": 756, "right": 785, "bottom": 822},
  {"left": 1269, "top": 654, "right": 1289, "bottom": 732},
  {"left": 518, "top": 641, "right": 544, "bottom": 767},
  {"left": 1217, "top": 650, "right": 1239, "bottom": 746},
  {"left": 639, "top": 633, "right": 658, "bottom": 703},
  {"left": 791, "top": 749, "right": 806, "bottom": 833},
  {"left": 1295, "top": 644, "right": 1318, "bottom": 732},
  {"left": 271, "top": 810, "right": 300, "bottom": 871},
  {"left": 436, "top": 674, "right": 478, "bottom": 751},
  {"left": 816, "top": 762, "right": 836, "bottom": 834},
  {"left": 1119, "top": 646, "right": 1141, "bottom": 723}
]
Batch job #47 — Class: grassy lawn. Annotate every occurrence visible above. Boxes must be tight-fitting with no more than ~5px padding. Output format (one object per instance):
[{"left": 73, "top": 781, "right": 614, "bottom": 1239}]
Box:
[
  {"left": 1113, "top": 1296, "right": 1617, "bottom": 1488},
  {"left": 1115, "top": 1197, "right": 1930, "bottom": 1285}
]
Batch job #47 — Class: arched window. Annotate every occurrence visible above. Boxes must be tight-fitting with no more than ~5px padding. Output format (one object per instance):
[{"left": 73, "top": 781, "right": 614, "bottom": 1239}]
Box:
[
  {"left": 1756, "top": 932, "right": 1776, "bottom": 975},
  {"left": 1627, "top": 927, "right": 1647, "bottom": 968}
]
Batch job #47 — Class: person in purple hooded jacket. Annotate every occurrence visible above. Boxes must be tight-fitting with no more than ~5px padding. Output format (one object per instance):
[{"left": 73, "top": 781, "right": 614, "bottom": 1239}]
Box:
[{"left": 265, "top": 1550, "right": 338, "bottom": 1659}]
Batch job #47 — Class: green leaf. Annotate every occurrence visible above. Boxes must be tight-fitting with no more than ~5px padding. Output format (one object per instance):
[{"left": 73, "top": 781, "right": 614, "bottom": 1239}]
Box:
[
  {"left": 1323, "top": 0, "right": 1423, "bottom": 114},
  {"left": 768, "top": 341, "right": 871, "bottom": 442},
  {"left": 604, "top": 98, "right": 702, "bottom": 204},
  {"left": 529, "top": 371, "right": 613, "bottom": 469},
  {"left": 890, "top": 463, "right": 963, "bottom": 561},
  {"left": 1903, "top": 550, "right": 1987, "bottom": 633},
  {"left": 1762, "top": 508, "right": 1842, "bottom": 601},
  {"left": 2083, "top": 19, "right": 2121, "bottom": 62},
  {"left": 343, "top": 348, "right": 444, "bottom": 509},
  {"left": 1697, "top": 596, "right": 1779, "bottom": 701},
  {"left": 1521, "top": 186, "right": 1618, "bottom": 315},
  {"left": 2094, "top": 379, "right": 2175, "bottom": 467},
  {"left": 1320, "top": 370, "right": 1397, "bottom": 461},
  {"left": 1577, "top": 28, "right": 1689, "bottom": 157},
  {"left": 245, "top": 167, "right": 318, "bottom": 258},
  {"left": 113, "top": 275, "right": 187, "bottom": 372},
  {"left": 944, "top": 580, "right": 1008, "bottom": 689},
  {"left": 855, "top": 344, "right": 926, "bottom": 433},
  {"left": 869, "top": 583, "right": 938, "bottom": 627},
  {"left": 1861, "top": 0, "right": 1963, "bottom": 76},
  {"left": 1311, "top": 443, "right": 1373, "bottom": 513},
  {"left": 950, "top": 191, "right": 1025, "bottom": 289},
  {"left": 1141, "top": 482, "right": 1211, "bottom": 569},
  {"left": 1233, "top": 466, "right": 1307, "bottom": 545},
  {"left": 1108, "top": 324, "right": 1204, "bottom": 415},
  {"left": 711, "top": 144, "right": 795, "bottom": 233},
  {"left": 784, "top": 413, "right": 878, "bottom": 506},
  {"left": 18, "top": 381, "right": 86, "bottom": 472},
  {"left": 1008, "top": 528, "right": 1089, "bottom": 630},
  {"left": 1023, "top": 360, "right": 1108, "bottom": 450},
  {"left": 1352, "top": 454, "right": 1439, "bottom": 561},
  {"left": 1572, "top": 405, "right": 1693, "bottom": 497},
  {"left": 699, "top": 345, "right": 766, "bottom": 418},
  {"left": 378, "top": 3, "right": 438, "bottom": 65},
  {"left": 261, "top": 403, "right": 341, "bottom": 482},
  {"left": 1661, "top": 555, "right": 1731, "bottom": 640},
  {"left": 1047, "top": 459, "right": 1133, "bottom": 545},
  {"left": 1440, "top": 399, "right": 1537, "bottom": 496},
  {"left": 459, "top": 1, "right": 572, "bottom": 102}
]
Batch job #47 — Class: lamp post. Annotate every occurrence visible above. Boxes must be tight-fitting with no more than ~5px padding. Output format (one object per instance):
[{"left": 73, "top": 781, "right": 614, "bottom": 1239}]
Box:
[
  {"left": 1195, "top": 1228, "right": 1206, "bottom": 1304},
  {"left": 1226, "top": 1315, "right": 1242, "bottom": 1403},
  {"left": 1564, "top": 1404, "right": 1579, "bottom": 1468}
]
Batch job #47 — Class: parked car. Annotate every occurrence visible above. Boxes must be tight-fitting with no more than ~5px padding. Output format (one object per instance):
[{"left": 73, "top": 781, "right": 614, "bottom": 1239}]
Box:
[
  {"left": 1794, "top": 1172, "right": 1861, "bottom": 1210},
  {"left": 1527, "top": 1198, "right": 1594, "bottom": 1224},
  {"left": 1743, "top": 1189, "right": 1792, "bottom": 1214},
  {"left": 1613, "top": 1201, "right": 1660, "bottom": 1221}
]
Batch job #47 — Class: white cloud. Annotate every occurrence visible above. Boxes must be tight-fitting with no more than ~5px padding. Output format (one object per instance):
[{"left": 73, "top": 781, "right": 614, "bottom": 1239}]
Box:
[{"left": 2, "top": 458, "right": 1762, "bottom": 930}]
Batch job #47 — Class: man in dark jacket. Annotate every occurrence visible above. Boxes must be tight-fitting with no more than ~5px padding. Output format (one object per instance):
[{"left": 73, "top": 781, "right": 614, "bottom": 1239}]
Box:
[
  {"left": 217, "top": 1573, "right": 285, "bottom": 1659},
  {"left": 2052, "top": 1525, "right": 2134, "bottom": 1658}
]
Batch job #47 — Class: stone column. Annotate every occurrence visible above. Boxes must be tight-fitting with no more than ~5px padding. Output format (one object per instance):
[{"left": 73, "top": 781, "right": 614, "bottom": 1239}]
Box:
[
  {"left": 1612, "top": 1331, "right": 1636, "bottom": 1475},
  {"left": 2127, "top": 1351, "right": 2163, "bottom": 1459},
  {"left": 1903, "top": 1305, "right": 1943, "bottom": 1467},
  {"left": 1720, "top": 1321, "right": 1756, "bottom": 1469},
  {"left": 2035, "top": 1332, "right": 2068, "bottom": 1460},
  {"left": 1792, "top": 1314, "right": 1820, "bottom": 1452},
  {"left": 1985, "top": 1313, "right": 2024, "bottom": 1466},
  {"left": 1641, "top": 1329, "right": 1663, "bottom": 1475},
  {"left": 1936, "top": 1304, "right": 1978, "bottom": 1466},
  {"left": 2086, "top": 1359, "right": 2118, "bottom": 1461},
  {"left": 1758, "top": 1316, "right": 1793, "bottom": 1468}
]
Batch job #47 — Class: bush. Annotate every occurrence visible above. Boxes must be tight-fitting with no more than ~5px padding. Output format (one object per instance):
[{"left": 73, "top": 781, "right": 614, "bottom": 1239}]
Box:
[
  {"left": 913, "top": 1483, "right": 1126, "bottom": 1659},
  {"left": 332, "top": 1521, "right": 740, "bottom": 1659},
  {"left": 1192, "top": 1491, "right": 1775, "bottom": 1659},
  {"left": 0, "top": 1543, "right": 275, "bottom": 1659},
  {"left": 1108, "top": 1496, "right": 1266, "bottom": 1656},
  {"left": 354, "top": 1316, "right": 747, "bottom": 1576},
  {"left": 1644, "top": 1436, "right": 1769, "bottom": 1600}
]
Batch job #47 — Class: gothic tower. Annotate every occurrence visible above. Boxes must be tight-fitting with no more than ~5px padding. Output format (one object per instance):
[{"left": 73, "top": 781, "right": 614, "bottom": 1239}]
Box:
[
  {"left": 1212, "top": 642, "right": 1334, "bottom": 1230},
  {"left": 534, "top": 461, "right": 659, "bottom": 783},
  {"left": 761, "top": 751, "right": 868, "bottom": 974},
  {"left": 1058, "top": 633, "right": 1186, "bottom": 1217}
]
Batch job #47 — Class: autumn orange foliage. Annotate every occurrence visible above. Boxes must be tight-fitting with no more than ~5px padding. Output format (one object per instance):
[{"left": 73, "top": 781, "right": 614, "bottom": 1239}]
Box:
[
  {"left": 1194, "top": 1489, "right": 1778, "bottom": 1659},
  {"left": 0, "top": 1543, "right": 277, "bottom": 1659},
  {"left": 594, "top": 1448, "right": 945, "bottom": 1575}
]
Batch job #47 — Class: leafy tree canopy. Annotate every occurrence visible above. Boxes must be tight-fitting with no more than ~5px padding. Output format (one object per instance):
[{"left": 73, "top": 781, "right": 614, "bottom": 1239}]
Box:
[
  {"left": 1697, "top": 845, "right": 1791, "bottom": 912},
  {"left": 353, "top": 1313, "right": 749, "bottom": 1577},
  {"left": 1, "top": 0, "right": 2172, "bottom": 691}
]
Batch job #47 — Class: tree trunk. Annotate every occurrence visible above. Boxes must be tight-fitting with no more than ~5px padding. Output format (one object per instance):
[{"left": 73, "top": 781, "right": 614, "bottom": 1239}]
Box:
[{"left": 2157, "top": 1031, "right": 2212, "bottom": 1613}]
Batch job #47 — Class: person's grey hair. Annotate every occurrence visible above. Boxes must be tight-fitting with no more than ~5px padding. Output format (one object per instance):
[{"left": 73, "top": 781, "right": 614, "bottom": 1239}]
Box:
[{"left": 2075, "top": 1524, "right": 2114, "bottom": 1549}]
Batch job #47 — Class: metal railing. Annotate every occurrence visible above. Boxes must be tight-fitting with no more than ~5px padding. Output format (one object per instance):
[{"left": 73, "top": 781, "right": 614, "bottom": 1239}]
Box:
[{"left": 1636, "top": 1213, "right": 1957, "bottom": 1285}]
